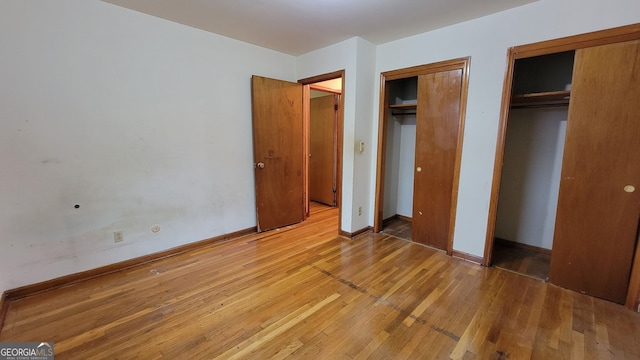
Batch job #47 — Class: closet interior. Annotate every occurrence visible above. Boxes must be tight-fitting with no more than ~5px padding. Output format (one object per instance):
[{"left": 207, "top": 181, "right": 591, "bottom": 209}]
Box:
[
  {"left": 381, "top": 77, "right": 418, "bottom": 242},
  {"left": 492, "top": 51, "right": 575, "bottom": 280}
]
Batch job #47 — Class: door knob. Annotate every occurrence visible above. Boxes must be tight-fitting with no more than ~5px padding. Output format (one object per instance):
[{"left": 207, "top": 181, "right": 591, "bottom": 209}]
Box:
[
  {"left": 416, "top": 167, "right": 422, "bottom": 172},
  {"left": 624, "top": 185, "right": 635, "bottom": 193},
  {"left": 256, "top": 162, "right": 265, "bottom": 169}
]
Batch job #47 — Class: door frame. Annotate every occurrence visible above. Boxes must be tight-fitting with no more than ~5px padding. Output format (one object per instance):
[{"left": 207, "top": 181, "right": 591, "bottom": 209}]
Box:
[
  {"left": 373, "top": 58, "right": 470, "bottom": 255},
  {"left": 299, "top": 70, "right": 345, "bottom": 231},
  {"left": 483, "top": 23, "right": 640, "bottom": 310}
]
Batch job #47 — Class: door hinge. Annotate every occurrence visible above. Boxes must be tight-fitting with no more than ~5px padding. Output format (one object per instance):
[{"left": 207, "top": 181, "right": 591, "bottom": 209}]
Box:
[{"left": 334, "top": 104, "right": 339, "bottom": 111}]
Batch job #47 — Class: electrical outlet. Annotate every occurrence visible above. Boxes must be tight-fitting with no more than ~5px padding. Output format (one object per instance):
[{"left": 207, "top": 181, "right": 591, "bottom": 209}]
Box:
[
  {"left": 358, "top": 206, "right": 362, "bottom": 216},
  {"left": 113, "top": 230, "right": 124, "bottom": 243}
]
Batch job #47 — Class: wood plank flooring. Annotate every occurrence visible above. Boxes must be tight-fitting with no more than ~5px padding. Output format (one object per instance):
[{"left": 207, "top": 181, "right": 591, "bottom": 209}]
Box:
[
  {"left": 2, "top": 207, "right": 640, "bottom": 359},
  {"left": 383, "top": 219, "right": 551, "bottom": 281},
  {"left": 381, "top": 217, "right": 412, "bottom": 242},
  {"left": 492, "top": 241, "right": 551, "bottom": 281}
]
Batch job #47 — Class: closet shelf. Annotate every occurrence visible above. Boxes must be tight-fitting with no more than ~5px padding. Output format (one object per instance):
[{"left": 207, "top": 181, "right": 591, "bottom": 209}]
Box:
[
  {"left": 511, "top": 90, "right": 571, "bottom": 108},
  {"left": 389, "top": 103, "right": 417, "bottom": 116}
]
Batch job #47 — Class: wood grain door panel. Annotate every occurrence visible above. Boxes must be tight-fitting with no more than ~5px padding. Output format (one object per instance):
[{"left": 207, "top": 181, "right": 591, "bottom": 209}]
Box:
[
  {"left": 251, "top": 76, "right": 304, "bottom": 232},
  {"left": 549, "top": 40, "right": 640, "bottom": 304},
  {"left": 309, "top": 95, "right": 337, "bottom": 206},
  {"left": 412, "top": 70, "right": 463, "bottom": 250}
]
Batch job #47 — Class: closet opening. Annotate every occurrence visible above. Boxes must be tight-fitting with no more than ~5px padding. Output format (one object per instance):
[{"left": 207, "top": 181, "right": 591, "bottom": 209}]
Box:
[
  {"left": 380, "top": 77, "right": 418, "bottom": 242},
  {"left": 492, "top": 51, "right": 575, "bottom": 281}
]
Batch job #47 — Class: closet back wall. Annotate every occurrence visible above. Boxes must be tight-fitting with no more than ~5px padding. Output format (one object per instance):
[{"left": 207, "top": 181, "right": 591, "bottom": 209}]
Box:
[{"left": 495, "top": 108, "right": 567, "bottom": 250}]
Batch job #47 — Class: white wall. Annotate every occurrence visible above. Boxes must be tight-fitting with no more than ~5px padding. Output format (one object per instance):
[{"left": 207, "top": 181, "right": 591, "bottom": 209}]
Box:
[
  {"left": 397, "top": 120, "right": 416, "bottom": 218},
  {"left": 354, "top": 39, "right": 378, "bottom": 232},
  {"left": 374, "top": 0, "right": 640, "bottom": 257},
  {"left": 0, "top": 0, "right": 296, "bottom": 293},
  {"left": 297, "top": 37, "right": 377, "bottom": 233},
  {"left": 495, "top": 108, "right": 567, "bottom": 250},
  {"left": 383, "top": 118, "right": 401, "bottom": 219},
  {"left": 382, "top": 116, "right": 415, "bottom": 220}
]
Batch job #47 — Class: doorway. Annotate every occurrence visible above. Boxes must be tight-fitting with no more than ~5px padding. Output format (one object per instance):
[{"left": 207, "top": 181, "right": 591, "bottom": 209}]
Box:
[
  {"left": 308, "top": 84, "right": 340, "bottom": 209},
  {"left": 300, "top": 72, "right": 344, "bottom": 223}
]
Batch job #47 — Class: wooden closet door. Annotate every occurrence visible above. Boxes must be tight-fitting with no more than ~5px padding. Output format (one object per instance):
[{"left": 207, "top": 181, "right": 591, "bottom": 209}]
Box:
[
  {"left": 412, "top": 70, "right": 462, "bottom": 250},
  {"left": 549, "top": 40, "right": 640, "bottom": 304}
]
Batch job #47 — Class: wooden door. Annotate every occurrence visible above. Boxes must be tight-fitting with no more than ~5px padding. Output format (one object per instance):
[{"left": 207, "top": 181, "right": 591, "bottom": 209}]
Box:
[
  {"left": 549, "top": 40, "right": 640, "bottom": 304},
  {"left": 412, "top": 70, "right": 463, "bottom": 250},
  {"left": 251, "top": 75, "right": 304, "bottom": 232},
  {"left": 309, "top": 94, "right": 337, "bottom": 206}
]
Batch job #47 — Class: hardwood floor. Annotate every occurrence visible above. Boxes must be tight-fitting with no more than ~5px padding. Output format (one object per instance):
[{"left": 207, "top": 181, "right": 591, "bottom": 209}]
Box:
[
  {"left": 2, "top": 207, "right": 640, "bottom": 359},
  {"left": 492, "top": 240, "right": 551, "bottom": 281},
  {"left": 381, "top": 217, "right": 412, "bottom": 242},
  {"left": 309, "top": 200, "right": 335, "bottom": 214},
  {"left": 383, "top": 220, "right": 550, "bottom": 282}
]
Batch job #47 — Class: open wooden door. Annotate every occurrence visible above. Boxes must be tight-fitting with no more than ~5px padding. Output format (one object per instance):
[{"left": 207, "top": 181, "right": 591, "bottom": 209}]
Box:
[
  {"left": 251, "top": 75, "right": 304, "bottom": 232},
  {"left": 309, "top": 94, "right": 337, "bottom": 206},
  {"left": 549, "top": 40, "right": 640, "bottom": 304},
  {"left": 412, "top": 69, "right": 463, "bottom": 250}
]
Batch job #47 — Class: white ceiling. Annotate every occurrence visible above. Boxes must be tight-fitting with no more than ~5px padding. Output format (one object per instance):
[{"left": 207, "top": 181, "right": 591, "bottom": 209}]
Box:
[{"left": 103, "top": 0, "right": 537, "bottom": 56}]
